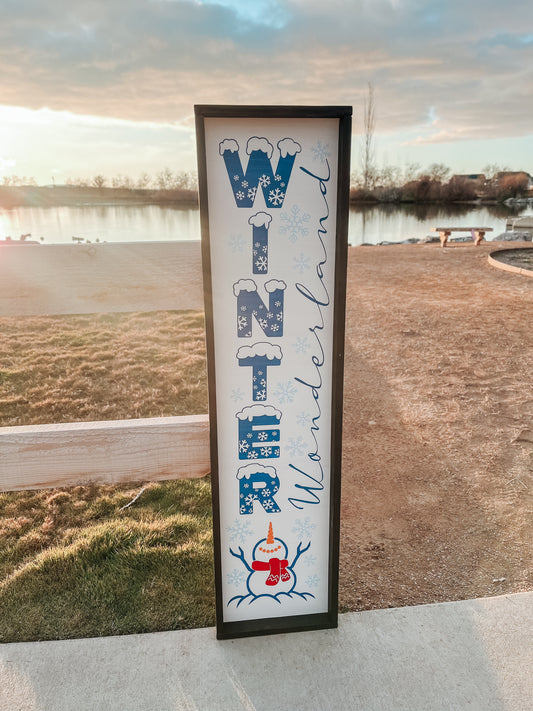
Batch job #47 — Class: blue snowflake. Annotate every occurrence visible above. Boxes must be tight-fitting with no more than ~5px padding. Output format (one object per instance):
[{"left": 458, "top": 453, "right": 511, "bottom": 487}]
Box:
[
  {"left": 279, "top": 205, "right": 310, "bottom": 243},
  {"left": 227, "top": 568, "right": 246, "bottom": 587},
  {"left": 273, "top": 380, "right": 297, "bottom": 404},
  {"left": 285, "top": 436, "right": 307, "bottom": 457},
  {"left": 293, "top": 253, "right": 311, "bottom": 273},
  {"left": 228, "top": 233, "right": 246, "bottom": 252},
  {"left": 296, "top": 411, "right": 312, "bottom": 428},
  {"left": 305, "top": 574, "right": 320, "bottom": 588},
  {"left": 230, "top": 388, "right": 245, "bottom": 403},
  {"left": 304, "top": 553, "right": 317, "bottom": 568},
  {"left": 311, "top": 140, "right": 331, "bottom": 164},
  {"left": 227, "top": 518, "right": 253, "bottom": 544},
  {"left": 292, "top": 516, "right": 316, "bottom": 538},
  {"left": 293, "top": 336, "right": 311, "bottom": 354}
]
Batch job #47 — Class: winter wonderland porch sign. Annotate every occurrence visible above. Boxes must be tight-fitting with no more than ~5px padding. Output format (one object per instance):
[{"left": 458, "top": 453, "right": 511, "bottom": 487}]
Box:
[{"left": 195, "top": 106, "right": 351, "bottom": 639}]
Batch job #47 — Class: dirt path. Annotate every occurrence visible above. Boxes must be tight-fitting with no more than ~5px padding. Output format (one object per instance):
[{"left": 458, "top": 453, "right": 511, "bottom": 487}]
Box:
[{"left": 339, "top": 242, "right": 533, "bottom": 612}]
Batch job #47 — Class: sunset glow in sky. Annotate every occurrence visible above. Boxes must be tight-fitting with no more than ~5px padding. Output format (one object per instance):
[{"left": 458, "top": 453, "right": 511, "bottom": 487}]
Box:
[{"left": 2, "top": 0, "right": 533, "bottom": 184}]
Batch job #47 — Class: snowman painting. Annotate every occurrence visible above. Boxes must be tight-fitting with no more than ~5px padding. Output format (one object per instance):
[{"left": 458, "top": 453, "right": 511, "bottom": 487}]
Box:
[{"left": 228, "top": 522, "right": 314, "bottom": 607}]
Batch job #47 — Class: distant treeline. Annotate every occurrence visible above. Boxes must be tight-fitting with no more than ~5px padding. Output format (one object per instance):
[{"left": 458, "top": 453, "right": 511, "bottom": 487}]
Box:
[
  {"left": 1, "top": 168, "right": 197, "bottom": 191},
  {"left": 0, "top": 168, "right": 199, "bottom": 208},
  {"left": 0, "top": 185, "right": 198, "bottom": 209},
  {"left": 350, "top": 163, "right": 532, "bottom": 204},
  {"left": 1, "top": 163, "right": 531, "bottom": 208}
]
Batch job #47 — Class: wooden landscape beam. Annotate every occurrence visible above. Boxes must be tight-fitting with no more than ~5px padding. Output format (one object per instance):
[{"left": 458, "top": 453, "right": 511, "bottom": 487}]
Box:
[
  {"left": 0, "top": 241, "right": 209, "bottom": 491},
  {"left": 0, "top": 241, "right": 204, "bottom": 316},
  {"left": 0, "top": 415, "right": 210, "bottom": 491}
]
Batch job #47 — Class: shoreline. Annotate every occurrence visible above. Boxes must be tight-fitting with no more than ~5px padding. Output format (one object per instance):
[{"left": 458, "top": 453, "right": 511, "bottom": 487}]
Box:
[
  {"left": 2, "top": 185, "right": 532, "bottom": 210},
  {"left": 0, "top": 185, "right": 198, "bottom": 209}
]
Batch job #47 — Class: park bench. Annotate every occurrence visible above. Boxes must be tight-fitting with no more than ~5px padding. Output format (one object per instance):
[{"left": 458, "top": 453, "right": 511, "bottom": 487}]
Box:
[{"left": 431, "top": 226, "right": 493, "bottom": 247}]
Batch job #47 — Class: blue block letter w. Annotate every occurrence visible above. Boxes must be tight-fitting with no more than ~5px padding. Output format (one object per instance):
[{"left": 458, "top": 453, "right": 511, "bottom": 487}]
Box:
[{"left": 219, "top": 137, "right": 301, "bottom": 208}]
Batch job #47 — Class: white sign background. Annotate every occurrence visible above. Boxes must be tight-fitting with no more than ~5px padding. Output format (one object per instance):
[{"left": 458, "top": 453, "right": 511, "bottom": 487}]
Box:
[{"left": 203, "top": 115, "right": 341, "bottom": 627}]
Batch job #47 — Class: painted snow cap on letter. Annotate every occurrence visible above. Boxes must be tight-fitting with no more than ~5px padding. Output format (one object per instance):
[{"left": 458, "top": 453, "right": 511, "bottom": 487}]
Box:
[
  {"left": 248, "top": 212, "right": 272, "bottom": 229},
  {"left": 237, "top": 343, "right": 283, "bottom": 361},
  {"left": 233, "top": 279, "right": 257, "bottom": 296},
  {"left": 278, "top": 138, "right": 302, "bottom": 158},
  {"left": 233, "top": 279, "right": 286, "bottom": 296},
  {"left": 236, "top": 404, "right": 282, "bottom": 421},
  {"left": 246, "top": 137, "right": 274, "bottom": 159},
  {"left": 219, "top": 139, "right": 239, "bottom": 155},
  {"left": 236, "top": 463, "right": 278, "bottom": 480},
  {"left": 265, "top": 279, "right": 287, "bottom": 293}
]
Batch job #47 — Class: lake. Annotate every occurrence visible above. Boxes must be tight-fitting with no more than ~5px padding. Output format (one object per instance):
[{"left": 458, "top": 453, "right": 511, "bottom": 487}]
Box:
[{"left": 1, "top": 202, "right": 531, "bottom": 246}]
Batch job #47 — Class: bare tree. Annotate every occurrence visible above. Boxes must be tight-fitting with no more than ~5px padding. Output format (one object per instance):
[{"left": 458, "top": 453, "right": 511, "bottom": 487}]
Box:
[
  {"left": 92, "top": 175, "right": 106, "bottom": 189},
  {"left": 361, "top": 82, "right": 376, "bottom": 190},
  {"left": 156, "top": 167, "right": 174, "bottom": 190},
  {"left": 482, "top": 164, "right": 502, "bottom": 181},
  {"left": 137, "top": 172, "right": 151, "bottom": 189},
  {"left": 426, "top": 163, "right": 450, "bottom": 183},
  {"left": 378, "top": 165, "right": 402, "bottom": 188},
  {"left": 403, "top": 162, "right": 421, "bottom": 182}
]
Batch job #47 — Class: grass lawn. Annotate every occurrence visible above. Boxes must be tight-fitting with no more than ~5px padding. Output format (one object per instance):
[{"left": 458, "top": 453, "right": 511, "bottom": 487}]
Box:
[{"left": 0, "top": 311, "right": 215, "bottom": 643}]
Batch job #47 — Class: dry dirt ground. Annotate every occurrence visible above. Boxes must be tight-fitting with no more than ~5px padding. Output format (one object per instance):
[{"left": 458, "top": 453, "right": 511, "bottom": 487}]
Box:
[{"left": 339, "top": 242, "right": 533, "bottom": 612}]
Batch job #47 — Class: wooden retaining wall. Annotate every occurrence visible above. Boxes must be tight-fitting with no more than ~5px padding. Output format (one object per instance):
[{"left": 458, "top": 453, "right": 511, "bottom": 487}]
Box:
[{"left": 0, "top": 241, "right": 210, "bottom": 491}]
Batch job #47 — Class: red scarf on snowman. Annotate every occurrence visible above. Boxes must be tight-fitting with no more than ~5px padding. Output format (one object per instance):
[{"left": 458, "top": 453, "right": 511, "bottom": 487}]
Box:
[{"left": 252, "top": 557, "right": 290, "bottom": 586}]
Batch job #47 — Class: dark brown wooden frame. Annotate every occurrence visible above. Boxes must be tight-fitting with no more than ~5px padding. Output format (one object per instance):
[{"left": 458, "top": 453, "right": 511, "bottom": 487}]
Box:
[{"left": 195, "top": 105, "right": 352, "bottom": 639}]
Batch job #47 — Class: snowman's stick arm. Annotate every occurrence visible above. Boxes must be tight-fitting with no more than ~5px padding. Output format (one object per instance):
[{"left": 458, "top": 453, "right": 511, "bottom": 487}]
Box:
[
  {"left": 230, "top": 546, "right": 254, "bottom": 573},
  {"left": 291, "top": 540, "right": 311, "bottom": 568}
]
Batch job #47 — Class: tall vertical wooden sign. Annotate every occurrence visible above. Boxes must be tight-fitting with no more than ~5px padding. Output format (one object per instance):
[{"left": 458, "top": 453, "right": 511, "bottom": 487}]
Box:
[{"left": 195, "top": 105, "right": 351, "bottom": 639}]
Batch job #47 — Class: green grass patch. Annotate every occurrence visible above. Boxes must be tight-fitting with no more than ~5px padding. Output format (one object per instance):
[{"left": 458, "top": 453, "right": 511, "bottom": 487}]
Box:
[
  {"left": 0, "top": 311, "right": 214, "bottom": 642},
  {"left": 0, "top": 479, "right": 215, "bottom": 643},
  {"left": 0, "top": 310, "right": 208, "bottom": 426}
]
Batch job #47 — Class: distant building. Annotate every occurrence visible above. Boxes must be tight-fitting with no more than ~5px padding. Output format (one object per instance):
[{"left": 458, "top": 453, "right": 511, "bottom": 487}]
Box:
[
  {"left": 494, "top": 171, "right": 532, "bottom": 186},
  {"left": 450, "top": 173, "right": 486, "bottom": 197},
  {"left": 453, "top": 173, "right": 486, "bottom": 183}
]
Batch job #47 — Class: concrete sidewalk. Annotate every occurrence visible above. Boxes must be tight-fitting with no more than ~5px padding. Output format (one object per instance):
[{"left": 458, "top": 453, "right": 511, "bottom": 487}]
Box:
[{"left": 1, "top": 592, "right": 531, "bottom": 711}]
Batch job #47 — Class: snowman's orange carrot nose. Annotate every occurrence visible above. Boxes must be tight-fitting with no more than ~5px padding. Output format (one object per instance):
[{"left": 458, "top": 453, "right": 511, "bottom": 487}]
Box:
[{"left": 266, "top": 521, "right": 275, "bottom": 545}]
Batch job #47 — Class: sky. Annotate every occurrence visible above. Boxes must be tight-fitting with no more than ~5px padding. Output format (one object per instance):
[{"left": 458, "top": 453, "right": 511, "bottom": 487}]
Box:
[{"left": 1, "top": 0, "right": 533, "bottom": 185}]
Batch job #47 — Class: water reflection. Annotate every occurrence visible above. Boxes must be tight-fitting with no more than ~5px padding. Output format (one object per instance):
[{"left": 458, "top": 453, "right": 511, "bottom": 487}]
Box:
[
  {"left": 348, "top": 202, "right": 528, "bottom": 245},
  {"left": 1, "top": 201, "right": 530, "bottom": 246},
  {"left": 0, "top": 204, "right": 201, "bottom": 244}
]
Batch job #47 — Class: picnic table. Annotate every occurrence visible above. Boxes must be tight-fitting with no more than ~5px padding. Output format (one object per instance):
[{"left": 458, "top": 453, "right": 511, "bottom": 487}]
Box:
[{"left": 431, "top": 227, "right": 493, "bottom": 247}]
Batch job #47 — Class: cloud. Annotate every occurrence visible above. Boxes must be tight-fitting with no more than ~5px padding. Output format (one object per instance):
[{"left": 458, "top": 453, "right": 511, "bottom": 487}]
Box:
[
  {"left": 1, "top": 0, "right": 532, "bottom": 156},
  {"left": 0, "top": 156, "right": 16, "bottom": 171},
  {"left": 195, "top": 0, "right": 291, "bottom": 28},
  {"left": 0, "top": 104, "right": 196, "bottom": 182}
]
